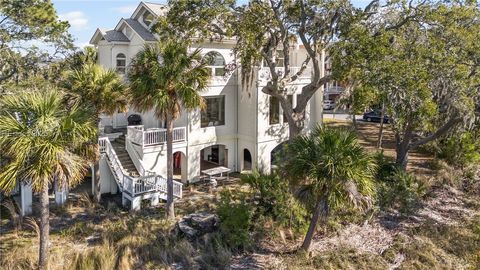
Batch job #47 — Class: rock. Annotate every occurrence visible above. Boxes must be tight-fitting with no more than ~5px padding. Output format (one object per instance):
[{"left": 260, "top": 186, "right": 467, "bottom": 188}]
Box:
[{"left": 175, "top": 212, "right": 219, "bottom": 241}]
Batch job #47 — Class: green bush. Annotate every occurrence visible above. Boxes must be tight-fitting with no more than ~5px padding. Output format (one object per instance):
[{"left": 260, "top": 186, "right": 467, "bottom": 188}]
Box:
[
  {"left": 378, "top": 168, "right": 426, "bottom": 213},
  {"left": 216, "top": 190, "right": 253, "bottom": 251},
  {"left": 373, "top": 150, "right": 397, "bottom": 182},
  {"left": 437, "top": 131, "right": 480, "bottom": 166},
  {"left": 241, "top": 171, "right": 308, "bottom": 230}
]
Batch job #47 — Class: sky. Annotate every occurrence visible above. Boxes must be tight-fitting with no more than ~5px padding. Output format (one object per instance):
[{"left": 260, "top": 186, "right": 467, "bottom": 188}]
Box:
[{"left": 52, "top": 0, "right": 371, "bottom": 48}]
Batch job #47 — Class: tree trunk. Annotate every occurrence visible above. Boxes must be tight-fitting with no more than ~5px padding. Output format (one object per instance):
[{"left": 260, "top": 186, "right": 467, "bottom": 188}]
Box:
[
  {"left": 377, "top": 101, "right": 385, "bottom": 149},
  {"left": 165, "top": 113, "right": 175, "bottom": 220},
  {"left": 94, "top": 161, "right": 101, "bottom": 202},
  {"left": 300, "top": 197, "right": 328, "bottom": 251},
  {"left": 38, "top": 183, "right": 50, "bottom": 270},
  {"left": 352, "top": 111, "right": 357, "bottom": 130},
  {"left": 395, "top": 138, "right": 410, "bottom": 170},
  {"left": 288, "top": 117, "right": 302, "bottom": 139}
]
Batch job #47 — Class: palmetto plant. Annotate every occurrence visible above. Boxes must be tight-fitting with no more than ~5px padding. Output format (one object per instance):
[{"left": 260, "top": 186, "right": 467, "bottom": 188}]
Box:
[
  {"left": 63, "top": 64, "right": 128, "bottom": 117},
  {"left": 63, "top": 63, "right": 128, "bottom": 202},
  {"left": 128, "top": 40, "right": 210, "bottom": 219},
  {"left": 280, "top": 126, "right": 376, "bottom": 251},
  {"left": 0, "top": 87, "right": 97, "bottom": 270}
]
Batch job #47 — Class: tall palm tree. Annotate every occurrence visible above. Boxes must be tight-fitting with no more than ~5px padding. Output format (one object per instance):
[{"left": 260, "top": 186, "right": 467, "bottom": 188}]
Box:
[
  {"left": 0, "top": 87, "right": 97, "bottom": 270},
  {"left": 280, "top": 126, "right": 376, "bottom": 251},
  {"left": 63, "top": 63, "right": 128, "bottom": 202},
  {"left": 128, "top": 40, "right": 210, "bottom": 219}
]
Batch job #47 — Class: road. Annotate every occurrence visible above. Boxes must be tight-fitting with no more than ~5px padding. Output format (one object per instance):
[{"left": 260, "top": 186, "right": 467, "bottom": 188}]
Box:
[{"left": 323, "top": 112, "right": 364, "bottom": 122}]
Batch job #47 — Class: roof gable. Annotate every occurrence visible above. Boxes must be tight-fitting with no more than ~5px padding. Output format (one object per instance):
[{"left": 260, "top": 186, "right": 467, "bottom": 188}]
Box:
[
  {"left": 90, "top": 28, "right": 130, "bottom": 44},
  {"left": 115, "top": 18, "right": 157, "bottom": 42},
  {"left": 131, "top": 1, "right": 168, "bottom": 20}
]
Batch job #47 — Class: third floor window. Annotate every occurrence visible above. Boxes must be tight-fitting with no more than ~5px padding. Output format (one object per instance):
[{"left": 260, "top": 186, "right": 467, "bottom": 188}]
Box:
[{"left": 204, "top": 51, "right": 225, "bottom": 77}]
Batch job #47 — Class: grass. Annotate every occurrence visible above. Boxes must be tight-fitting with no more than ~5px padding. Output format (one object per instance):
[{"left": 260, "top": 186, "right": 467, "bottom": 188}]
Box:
[{"left": 0, "top": 121, "right": 478, "bottom": 269}]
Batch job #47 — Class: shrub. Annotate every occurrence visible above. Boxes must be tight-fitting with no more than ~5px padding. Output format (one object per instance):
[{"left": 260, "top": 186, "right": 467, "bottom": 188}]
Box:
[
  {"left": 378, "top": 168, "right": 426, "bottom": 213},
  {"left": 241, "top": 171, "right": 308, "bottom": 231},
  {"left": 216, "top": 190, "right": 253, "bottom": 251},
  {"left": 437, "top": 131, "right": 480, "bottom": 167},
  {"left": 373, "top": 150, "right": 397, "bottom": 182}
]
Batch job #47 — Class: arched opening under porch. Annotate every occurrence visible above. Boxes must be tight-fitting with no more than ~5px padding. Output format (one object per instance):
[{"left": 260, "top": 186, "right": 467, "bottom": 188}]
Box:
[
  {"left": 173, "top": 151, "right": 187, "bottom": 183},
  {"left": 243, "top": 148, "right": 252, "bottom": 171},
  {"left": 200, "top": 144, "right": 228, "bottom": 171}
]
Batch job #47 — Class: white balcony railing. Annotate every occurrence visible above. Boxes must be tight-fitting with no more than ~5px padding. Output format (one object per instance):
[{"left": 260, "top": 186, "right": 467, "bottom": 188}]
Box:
[
  {"left": 127, "top": 125, "right": 186, "bottom": 148},
  {"left": 258, "top": 66, "right": 312, "bottom": 81}
]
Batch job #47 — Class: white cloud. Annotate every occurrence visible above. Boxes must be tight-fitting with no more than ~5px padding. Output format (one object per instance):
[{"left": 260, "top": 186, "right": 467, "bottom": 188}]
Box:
[
  {"left": 77, "top": 41, "right": 93, "bottom": 49},
  {"left": 59, "top": 11, "right": 88, "bottom": 30},
  {"left": 113, "top": 5, "right": 137, "bottom": 14}
]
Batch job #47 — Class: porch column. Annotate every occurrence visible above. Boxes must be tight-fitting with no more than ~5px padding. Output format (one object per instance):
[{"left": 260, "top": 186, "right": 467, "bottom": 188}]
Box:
[
  {"left": 20, "top": 183, "right": 32, "bottom": 216},
  {"left": 151, "top": 193, "right": 159, "bottom": 206},
  {"left": 55, "top": 181, "right": 68, "bottom": 205},
  {"left": 314, "top": 49, "right": 326, "bottom": 124},
  {"left": 131, "top": 196, "right": 141, "bottom": 211}
]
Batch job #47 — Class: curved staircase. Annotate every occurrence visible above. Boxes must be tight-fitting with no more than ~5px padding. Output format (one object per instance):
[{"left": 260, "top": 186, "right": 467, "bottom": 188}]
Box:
[{"left": 98, "top": 136, "right": 182, "bottom": 210}]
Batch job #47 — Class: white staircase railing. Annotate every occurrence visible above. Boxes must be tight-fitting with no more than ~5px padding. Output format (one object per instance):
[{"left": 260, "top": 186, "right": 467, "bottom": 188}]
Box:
[
  {"left": 99, "top": 137, "right": 183, "bottom": 199},
  {"left": 127, "top": 125, "right": 186, "bottom": 148}
]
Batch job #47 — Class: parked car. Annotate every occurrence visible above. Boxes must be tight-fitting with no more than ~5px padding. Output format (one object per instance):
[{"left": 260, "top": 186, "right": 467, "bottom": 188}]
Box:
[
  {"left": 323, "top": 100, "right": 335, "bottom": 110},
  {"left": 363, "top": 110, "right": 390, "bottom": 123}
]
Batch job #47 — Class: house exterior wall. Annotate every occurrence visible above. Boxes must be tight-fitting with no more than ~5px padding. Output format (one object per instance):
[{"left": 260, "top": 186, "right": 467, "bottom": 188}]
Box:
[{"left": 93, "top": 2, "right": 324, "bottom": 185}]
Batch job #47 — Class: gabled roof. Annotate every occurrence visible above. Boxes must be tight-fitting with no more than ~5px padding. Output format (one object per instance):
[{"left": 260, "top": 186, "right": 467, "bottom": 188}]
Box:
[
  {"left": 105, "top": 30, "right": 130, "bottom": 42},
  {"left": 118, "top": 18, "right": 157, "bottom": 42},
  {"left": 90, "top": 28, "right": 130, "bottom": 44},
  {"left": 142, "top": 2, "right": 168, "bottom": 17},
  {"left": 131, "top": 1, "right": 168, "bottom": 20}
]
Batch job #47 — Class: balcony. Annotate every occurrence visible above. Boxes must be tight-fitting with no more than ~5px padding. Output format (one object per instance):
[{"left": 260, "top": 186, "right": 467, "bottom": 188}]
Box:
[
  {"left": 258, "top": 66, "right": 312, "bottom": 81},
  {"left": 127, "top": 125, "right": 186, "bottom": 148}
]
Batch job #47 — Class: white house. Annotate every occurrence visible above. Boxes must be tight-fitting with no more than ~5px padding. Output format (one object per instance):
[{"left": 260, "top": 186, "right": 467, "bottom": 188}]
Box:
[
  {"left": 86, "top": 1, "right": 328, "bottom": 210},
  {"left": 11, "top": 1, "right": 327, "bottom": 213}
]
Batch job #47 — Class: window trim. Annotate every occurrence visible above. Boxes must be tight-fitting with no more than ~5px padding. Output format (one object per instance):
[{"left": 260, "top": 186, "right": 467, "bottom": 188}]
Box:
[
  {"left": 269, "top": 96, "right": 280, "bottom": 125},
  {"left": 116, "top": 53, "right": 126, "bottom": 74},
  {"left": 204, "top": 51, "right": 226, "bottom": 77}
]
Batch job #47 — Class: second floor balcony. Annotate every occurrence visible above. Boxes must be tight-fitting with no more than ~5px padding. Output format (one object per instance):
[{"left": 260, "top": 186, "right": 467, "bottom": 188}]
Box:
[
  {"left": 258, "top": 66, "right": 312, "bottom": 82},
  {"left": 127, "top": 125, "right": 186, "bottom": 148}
]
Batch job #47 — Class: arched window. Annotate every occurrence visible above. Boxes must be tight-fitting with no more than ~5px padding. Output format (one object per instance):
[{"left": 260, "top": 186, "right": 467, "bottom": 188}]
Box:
[
  {"left": 204, "top": 51, "right": 225, "bottom": 76},
  {"left": 116, "top": 53, "right": 126, "bottom": 74}
]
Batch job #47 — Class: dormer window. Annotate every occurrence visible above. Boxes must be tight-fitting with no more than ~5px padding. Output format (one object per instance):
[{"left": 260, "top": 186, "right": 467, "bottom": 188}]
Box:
[
  {"left": 124, "top": 27, "right": 132, "bottom": 39},
  {"left": 116, "top": 53, "right": 126, "bottom": 74},
  {"left": 142, "top": 11, "right": 154, "bottom": 27},
  {"left": 204, "top": 51, "right": 225, "bottom": 77}
]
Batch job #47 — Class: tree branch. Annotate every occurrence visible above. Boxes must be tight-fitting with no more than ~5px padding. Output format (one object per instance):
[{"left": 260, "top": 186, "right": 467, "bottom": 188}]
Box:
[{"left": 410, "top": 117, "right": 463, "bottom": 148}]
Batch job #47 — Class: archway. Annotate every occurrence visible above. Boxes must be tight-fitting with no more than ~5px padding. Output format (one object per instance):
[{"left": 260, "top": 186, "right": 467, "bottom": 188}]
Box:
[
  {"left": 173, "top": 151, "right": 187, "bottom": 182},
  {"left": 200, "top": 144, "right": 228, "bottom": 171},
  {"left": 243, "top": 149, "right": 252, "bottom": 171}
]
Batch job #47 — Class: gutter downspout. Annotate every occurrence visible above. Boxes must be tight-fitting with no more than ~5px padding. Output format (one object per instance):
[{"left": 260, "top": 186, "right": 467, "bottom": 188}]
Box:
[{"left": 235, "top": 66, "right": 239, "bottom": 172}]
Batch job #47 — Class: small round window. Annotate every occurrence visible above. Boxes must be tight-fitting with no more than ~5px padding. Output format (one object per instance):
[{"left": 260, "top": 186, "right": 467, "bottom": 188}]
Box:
[{"left": 204, "top": 51, "right": 225, "bottom": 76}]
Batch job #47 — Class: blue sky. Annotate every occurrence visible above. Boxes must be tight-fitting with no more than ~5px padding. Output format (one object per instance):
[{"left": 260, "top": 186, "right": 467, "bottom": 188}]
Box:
[{"left": 52, "top": 0, "right": 370, "bottom": 48}]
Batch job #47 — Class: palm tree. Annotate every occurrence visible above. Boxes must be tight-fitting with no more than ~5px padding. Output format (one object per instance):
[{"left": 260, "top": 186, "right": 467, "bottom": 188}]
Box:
[
  {"left": 128, "top": 40, "right": 210, "bottom": 219},
  {"left": 280, "top": 126, "right": 376, "bottom": 251},
  {"left": 63, "top": 63, "right": 128, "bottom": 202},
  {"left": 0, "top": 87, "right": 97, "bottom": 270}
]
